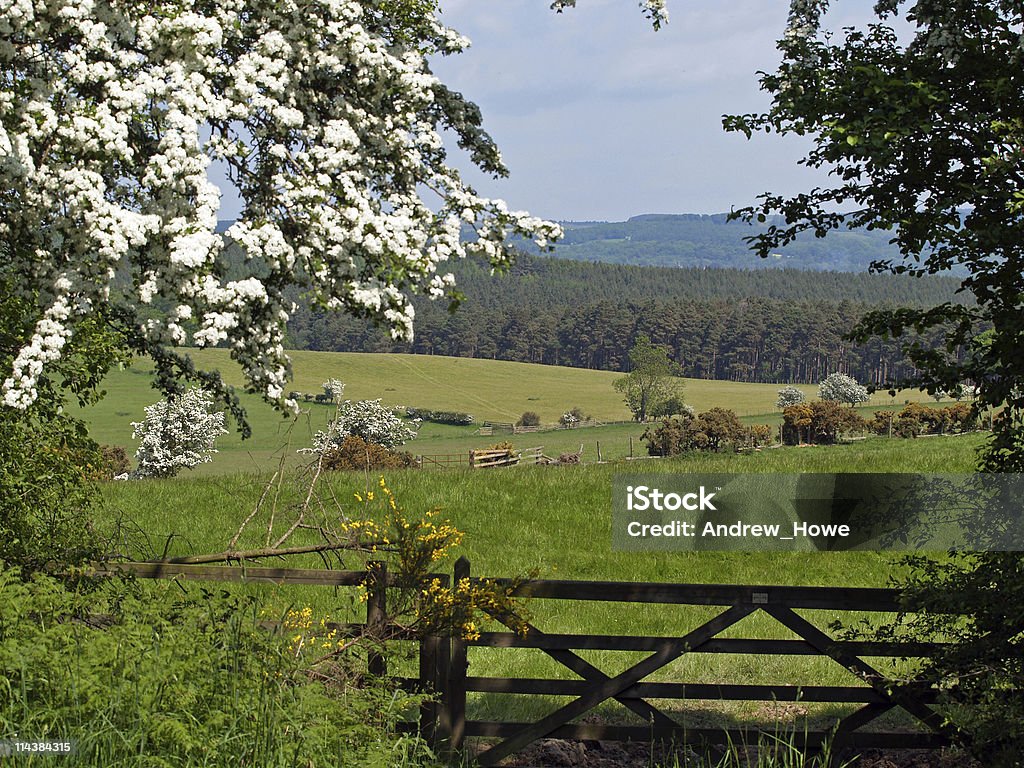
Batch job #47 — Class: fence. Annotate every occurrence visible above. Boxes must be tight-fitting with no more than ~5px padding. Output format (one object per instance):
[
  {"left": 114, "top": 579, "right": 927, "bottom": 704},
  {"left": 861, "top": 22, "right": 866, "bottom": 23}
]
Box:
[
  {"left": 418, "top": 453, "right": 470, "bottom": 469},
  {"left": 420, "top": 557, "right": 958, "bottom": 766},
  {"left": 90, "top": 558, "right": 960, "bottom": 766}
]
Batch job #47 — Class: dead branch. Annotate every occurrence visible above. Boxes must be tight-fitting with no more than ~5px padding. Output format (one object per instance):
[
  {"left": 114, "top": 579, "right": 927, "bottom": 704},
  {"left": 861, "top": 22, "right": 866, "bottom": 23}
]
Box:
[{"left": 154, "top": 539, "right": 391, "bottom": 565}]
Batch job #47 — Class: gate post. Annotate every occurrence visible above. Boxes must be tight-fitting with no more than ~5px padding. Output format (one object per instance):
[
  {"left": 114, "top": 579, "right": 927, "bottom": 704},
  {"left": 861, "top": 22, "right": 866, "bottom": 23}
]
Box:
[
  {"left": 419, "top": 575, "right": 452, "bottom": 755},
  {"left": 366, "top": 561, "right": 387, "bottom": 678},
  {"left": 449, "top": 556, "right": 470, "bottom": 754}
]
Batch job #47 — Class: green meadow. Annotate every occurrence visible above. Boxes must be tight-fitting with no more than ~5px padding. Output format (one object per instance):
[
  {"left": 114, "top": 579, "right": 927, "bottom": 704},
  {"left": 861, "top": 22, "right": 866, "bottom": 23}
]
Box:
[
  {"left": 80, "top": 349, "right": 987, "bottom": 732},
  {"left": 73, "top": 349, "right": 962, "bottom": 474}
]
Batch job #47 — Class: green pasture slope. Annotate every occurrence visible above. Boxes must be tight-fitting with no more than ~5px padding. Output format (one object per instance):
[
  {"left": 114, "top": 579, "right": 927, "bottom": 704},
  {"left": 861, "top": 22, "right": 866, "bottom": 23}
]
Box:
[
  {"left": 86, "top": 350, "right": 986, "bottom": 728},
  {"left": 75, "top": 348, "right": 956, "bottom": 474}
]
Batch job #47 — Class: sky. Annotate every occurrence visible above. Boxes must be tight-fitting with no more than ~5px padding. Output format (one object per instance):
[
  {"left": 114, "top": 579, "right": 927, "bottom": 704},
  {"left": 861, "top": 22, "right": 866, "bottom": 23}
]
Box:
[
  {"left": 427, "top": 0, "right": 880, "bottom": 222},
  {"left": 210, "top": 1, "right": 884, "bottom": 224}
]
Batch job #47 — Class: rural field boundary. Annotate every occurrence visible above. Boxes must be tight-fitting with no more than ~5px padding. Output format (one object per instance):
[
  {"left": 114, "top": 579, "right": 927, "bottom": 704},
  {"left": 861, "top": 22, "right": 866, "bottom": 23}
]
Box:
[{"left": 90, "top": 559, "right": 962, "bottom": 766}]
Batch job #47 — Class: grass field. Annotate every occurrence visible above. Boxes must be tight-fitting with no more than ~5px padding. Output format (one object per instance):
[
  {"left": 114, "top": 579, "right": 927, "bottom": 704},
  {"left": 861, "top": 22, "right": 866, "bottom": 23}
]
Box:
[
  {"left": 96, "top": 430, "right": 985, "bottom": 730},
  {"left": 79, "top": 349, "right": 988, "bottom": 736},
  {"left": 71, "top": 349, "right": 969, "bottom": 474}
]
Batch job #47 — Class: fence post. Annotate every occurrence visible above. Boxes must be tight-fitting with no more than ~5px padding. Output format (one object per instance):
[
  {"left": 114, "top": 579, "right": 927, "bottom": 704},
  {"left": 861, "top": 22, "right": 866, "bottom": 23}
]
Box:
[
  {"left": 420, "top": 574, "right": 451, "bottom": 754},
  {"left": 366, "top": 561, "right": 387, "bottom": 678},
  {"left": 449, "top": 556, "right": 470, "bottom": 755}
]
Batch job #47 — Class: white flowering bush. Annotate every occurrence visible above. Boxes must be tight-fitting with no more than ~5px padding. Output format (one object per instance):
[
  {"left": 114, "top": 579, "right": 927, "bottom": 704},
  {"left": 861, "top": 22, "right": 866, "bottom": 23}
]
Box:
[
  {"left": 131, "top": 389, "right": 228, "bottom": 478},
  {"left": 0, "top": 0, "right": 563, "bottom": 417},
  {"left": 310, "top": 399, "right": 416, "bottom": 453},
  {"left": 321, "top": 379, "right": 345, "bottom": 403},
  {"left": 818, "top": 373, "right": 870, "bottom": 407},
  {"left": 776, "top": 385, "right": 806, "bottom": 409}
]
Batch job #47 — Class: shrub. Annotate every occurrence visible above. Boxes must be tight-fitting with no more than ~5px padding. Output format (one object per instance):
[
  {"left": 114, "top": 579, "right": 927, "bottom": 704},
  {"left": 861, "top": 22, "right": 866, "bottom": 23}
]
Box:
[
  {"left": 782, "top": 400, "right": 866, "bottom": 445},
  {"left": 96, "top": 444, "right": 131, "bottom": 479},
  {"left": 405, "top": 407, "right": 474, "bottom": 426},
  {"left": 312, "top": 399, "right": 416, "bottom": 452},
  {"left": 321, "top": 436, "right": 418, "bottom": 472},
  {"left": 516, "top": 411, "right": 541, "bottom": 427},
  {"left": 131, "top": 388, "right": 228, "bottom": 478},
  {"left": 873, "top": 403, "right": 979, "bottom": 438},
  {"left": 749, "top": 423, "right": 775, "bottom": 447},
  {"left": 642, "top": 407, "right": 747, "bottom": 456}
]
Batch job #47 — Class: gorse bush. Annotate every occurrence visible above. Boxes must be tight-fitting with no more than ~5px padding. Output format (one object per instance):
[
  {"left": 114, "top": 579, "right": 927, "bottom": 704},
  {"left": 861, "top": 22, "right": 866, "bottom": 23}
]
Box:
[
  {"left": 781, "top": 401, "right": 866, "bottom": 445},
  {"left": 0, "top": 564, "right": 441, "bottom": 768},
  {"left": 642, "top": 407, "right": 759, "bottom": 456},
  {"left": 321, "top": 436, "right": 419, "bottom": 472},
  {"left": 869, "top": 402, "right": 978, "bottom": 438}
]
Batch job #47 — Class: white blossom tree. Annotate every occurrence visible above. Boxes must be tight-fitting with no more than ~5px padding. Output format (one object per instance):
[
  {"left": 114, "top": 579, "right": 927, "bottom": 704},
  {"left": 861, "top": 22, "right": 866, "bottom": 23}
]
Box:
[
  {"left": 775, "top": 385, "right": 806, "bottom": 409},
  {"left": 321, "top": 379, "right": 345, "bottom": 403},
  {"left": 818, "top": 373, "right": 870, "bottom": 407},
  {"left": 310, "top": 398, "right": 415, "bottom": 452},
  {"left": 1, "top": 0, "right": 567, "bottom": 428},
  {"left": 131, "top": 388, "right": 228, "bottom": 478}
]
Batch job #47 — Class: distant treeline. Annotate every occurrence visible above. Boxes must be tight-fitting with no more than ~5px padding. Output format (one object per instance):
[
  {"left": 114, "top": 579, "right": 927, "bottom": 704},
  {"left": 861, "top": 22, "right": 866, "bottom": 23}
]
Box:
[{"left": 285, "top": 253, "right": 973, "bottom": 386}]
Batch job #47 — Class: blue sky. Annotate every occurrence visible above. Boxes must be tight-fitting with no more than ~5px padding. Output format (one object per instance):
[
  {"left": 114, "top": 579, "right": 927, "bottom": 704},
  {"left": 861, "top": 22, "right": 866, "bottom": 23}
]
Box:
[
  {"left": 210, "top": 2, "right": 883, "bottom": 223},
  {"left": 430, "top": 1, "right": 880, "bottom": 222}
]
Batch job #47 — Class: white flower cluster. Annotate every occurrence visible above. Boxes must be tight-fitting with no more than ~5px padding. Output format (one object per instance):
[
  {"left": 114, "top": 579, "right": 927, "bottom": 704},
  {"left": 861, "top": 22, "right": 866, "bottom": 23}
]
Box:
[
  {"left": 776, "top": 385, "right": 806, "bottom": 409},
  {"left": 818, "top": 372, "right": 870, "bottom": 406},
  {"left": 321, "top": 378, "right": 345, "bottom": 403},
  {"left": 783, "top": 0, "right": 827, "bottom": 43},
  {"left": 1, "top": 0, "right": 561, "bottom": 411},
  {"left": 309, "top": 398, "right": 416, "bottom": 452},
  {"left": 130, "top": 388, "right": 228, "bottom": 478}
]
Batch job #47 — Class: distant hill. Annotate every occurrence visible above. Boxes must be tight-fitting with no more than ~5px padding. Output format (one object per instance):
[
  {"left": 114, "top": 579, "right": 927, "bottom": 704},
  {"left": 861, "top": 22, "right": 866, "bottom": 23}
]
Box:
[{"left": 533, "top": 212, "right": 914, "bottom": 272}]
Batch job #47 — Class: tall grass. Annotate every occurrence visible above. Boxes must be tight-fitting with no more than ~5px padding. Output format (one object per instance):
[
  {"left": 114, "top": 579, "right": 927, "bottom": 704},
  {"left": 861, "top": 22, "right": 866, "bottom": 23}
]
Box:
[{"left": 95, "top": 436, "right": 981, "bottom": 733}]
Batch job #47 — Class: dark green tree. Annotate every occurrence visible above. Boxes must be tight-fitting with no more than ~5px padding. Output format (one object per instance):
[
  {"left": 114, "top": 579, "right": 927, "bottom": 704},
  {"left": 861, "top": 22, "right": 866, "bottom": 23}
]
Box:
[
  {"left": 613, "top": 334, "right": 684, "bottom": 422},
  {"left": 725, "top": 0, "right": 1023, "bottom": 470},
  {"left": 725, "top": 3, "right": 1024, "bottom": 760}
]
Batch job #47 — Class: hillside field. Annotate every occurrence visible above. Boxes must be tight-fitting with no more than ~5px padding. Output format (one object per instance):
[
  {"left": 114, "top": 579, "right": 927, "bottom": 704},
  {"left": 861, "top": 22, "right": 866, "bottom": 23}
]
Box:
[{"left": 73, "top": 349, "right": 963, "bottom": 474}]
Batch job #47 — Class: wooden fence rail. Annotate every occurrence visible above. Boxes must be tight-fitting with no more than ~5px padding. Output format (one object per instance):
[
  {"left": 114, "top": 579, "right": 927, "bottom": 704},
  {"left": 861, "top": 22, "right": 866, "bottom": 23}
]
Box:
[
  {"left": 87, "top": 559, "right": 962, "bottom": 766},
  {"left": 427, "top": 557, "right": 960, "bottom": 767}
]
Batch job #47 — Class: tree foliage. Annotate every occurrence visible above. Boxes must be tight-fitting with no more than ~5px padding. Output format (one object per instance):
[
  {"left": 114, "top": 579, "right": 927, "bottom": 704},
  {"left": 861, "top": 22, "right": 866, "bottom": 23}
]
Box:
[
  {"left": 725, "top": 0, "right": 1023, "bottom": 470},
  {"left": 817, "top": 372, "right": 870, "bottom": 407},
  {"left": 0, "top": 0, "right": 559, "bottom": 425},
  {"left": 727, "top": 3, "right": 1024, "bottom": 755},
  {"left": 775, "top": 385, "right": 806, "bottom": 409},
  {"left": 613, "top": 334, "right": 684, "bottom": 422}
]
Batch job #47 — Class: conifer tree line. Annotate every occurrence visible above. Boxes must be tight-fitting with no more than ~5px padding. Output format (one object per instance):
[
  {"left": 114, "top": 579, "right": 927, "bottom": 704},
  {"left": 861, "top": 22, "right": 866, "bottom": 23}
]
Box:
[{"left": 283, "top": 252, "right": 974, "bottom": 387}]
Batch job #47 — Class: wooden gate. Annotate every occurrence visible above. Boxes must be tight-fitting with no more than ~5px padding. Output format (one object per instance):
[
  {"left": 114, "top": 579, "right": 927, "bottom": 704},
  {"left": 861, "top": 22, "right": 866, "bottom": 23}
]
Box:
[
  {"left": 417, "top": 557, "right": 957, "bottom": 766},
  {"left": 88, "top": 559, "right": 960, "bottom": 766}
]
